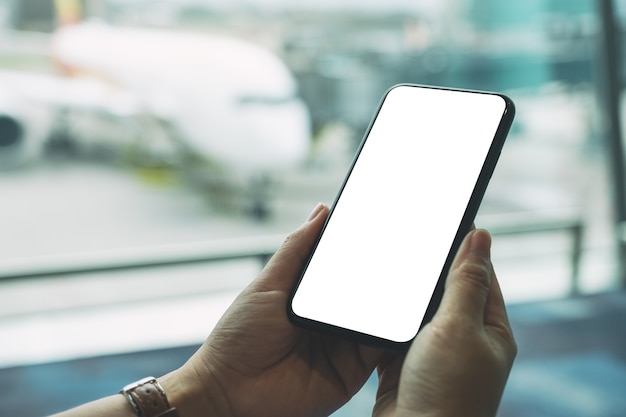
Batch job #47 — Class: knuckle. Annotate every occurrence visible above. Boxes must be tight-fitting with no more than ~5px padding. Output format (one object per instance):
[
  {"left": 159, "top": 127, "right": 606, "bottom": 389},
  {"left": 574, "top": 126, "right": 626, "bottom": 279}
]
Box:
[
  {"left": 277, "top": 228, "right": 310, "bottom": 265},
  {"left": 490, "top": 322, "right": 518, "bottom": 360},
  {"left": 509, "top": 338, "right": 519, "bottom": 359},
  {"left": 455, "top": 259, "right": 492, "bottom": 293},
  {"left": 503, "top": 328, "right": 518, "bottom": 359}
]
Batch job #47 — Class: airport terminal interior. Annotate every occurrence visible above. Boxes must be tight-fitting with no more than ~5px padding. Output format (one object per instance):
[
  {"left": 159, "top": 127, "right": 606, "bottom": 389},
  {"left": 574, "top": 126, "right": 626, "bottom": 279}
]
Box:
[{"left": 2, "top": 0, "right": 626, "bottom": 416}]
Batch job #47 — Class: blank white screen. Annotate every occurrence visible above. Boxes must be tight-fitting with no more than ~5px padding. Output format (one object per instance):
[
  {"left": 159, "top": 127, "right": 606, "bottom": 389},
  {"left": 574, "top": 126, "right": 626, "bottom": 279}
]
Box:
[{"left": 291, "top": 85, "right": 507, "bottom": 343}]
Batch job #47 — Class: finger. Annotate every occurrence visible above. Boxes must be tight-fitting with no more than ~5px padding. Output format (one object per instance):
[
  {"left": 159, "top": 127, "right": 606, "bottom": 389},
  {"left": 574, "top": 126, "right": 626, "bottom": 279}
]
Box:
[
  {"left": 439, "top": 229, "right": 493, "bottom": 326},
  {"left": 376, "top": 352, "right": 404, "bottom": 393},
  {"left": 252, "top": 203, "right": 329, "bottom": 292},
  {"left": 484, "top": 265, "right": 516, "bottom": 357},
  {"left": 484, "top": 264, "right": 510, "bottom": 329},
  {"left": 374, "top": 353, "right": 404, "bottom": 414}
]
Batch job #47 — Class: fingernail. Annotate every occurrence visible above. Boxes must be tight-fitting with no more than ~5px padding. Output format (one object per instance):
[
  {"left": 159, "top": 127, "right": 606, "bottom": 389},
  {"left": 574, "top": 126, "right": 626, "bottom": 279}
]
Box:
[
  {"left": 307, "top": 202, "right": 325, "bottom": 222},
  {"left": 469, "top": 229, "right": 492, "bottom": 260}
]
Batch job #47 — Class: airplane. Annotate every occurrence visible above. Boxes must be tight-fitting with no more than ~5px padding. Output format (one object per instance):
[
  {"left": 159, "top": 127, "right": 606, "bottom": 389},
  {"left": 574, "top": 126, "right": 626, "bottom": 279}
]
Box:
[{"left": 0, "top": 3, "right": 312, "bottom": 218}]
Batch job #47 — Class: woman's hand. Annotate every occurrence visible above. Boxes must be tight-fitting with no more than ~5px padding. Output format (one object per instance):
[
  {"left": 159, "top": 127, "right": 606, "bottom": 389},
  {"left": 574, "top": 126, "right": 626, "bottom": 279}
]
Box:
[
  {"left": 373, "top": 229, "right": 517, "bottom": 417},
  {"left": 171, "top": 203, "right": 385, "bottom": 417}
]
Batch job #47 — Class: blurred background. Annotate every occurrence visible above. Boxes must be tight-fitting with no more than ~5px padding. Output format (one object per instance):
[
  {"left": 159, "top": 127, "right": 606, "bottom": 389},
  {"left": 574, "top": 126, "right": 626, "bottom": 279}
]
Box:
[{"left": 2, "top": 0, "right": 626, "bottom": 416}]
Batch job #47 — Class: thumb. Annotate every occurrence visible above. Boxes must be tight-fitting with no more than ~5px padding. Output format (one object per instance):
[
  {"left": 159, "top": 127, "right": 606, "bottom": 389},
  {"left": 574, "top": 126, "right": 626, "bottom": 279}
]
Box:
[
  {"left": 252, "top": 203, "right": 329, "bottom": 292},
  {"left": 438, "top": 229, "right": 493, "bottom": 326}
]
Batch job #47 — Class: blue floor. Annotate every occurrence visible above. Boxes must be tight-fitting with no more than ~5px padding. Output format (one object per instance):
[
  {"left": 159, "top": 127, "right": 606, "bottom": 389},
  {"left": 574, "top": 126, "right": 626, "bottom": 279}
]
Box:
[{"left": 3, "top": 292, "right": 626, "bottom": 417}]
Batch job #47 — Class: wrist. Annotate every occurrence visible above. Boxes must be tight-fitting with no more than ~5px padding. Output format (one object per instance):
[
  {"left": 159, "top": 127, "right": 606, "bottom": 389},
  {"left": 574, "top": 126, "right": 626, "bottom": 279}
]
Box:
[{"left": 158, "top": 365, "right": 227, "bottom": 417}]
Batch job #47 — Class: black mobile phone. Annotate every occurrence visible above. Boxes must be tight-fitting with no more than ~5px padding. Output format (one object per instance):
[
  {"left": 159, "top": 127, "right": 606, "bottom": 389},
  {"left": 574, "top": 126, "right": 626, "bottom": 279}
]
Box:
[{"left": 287, "top": 84, "right": 515, "bottom": 351}]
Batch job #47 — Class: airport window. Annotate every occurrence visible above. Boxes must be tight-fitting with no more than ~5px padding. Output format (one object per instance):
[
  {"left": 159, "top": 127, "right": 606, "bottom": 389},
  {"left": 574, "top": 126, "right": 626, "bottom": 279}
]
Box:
[{"left": 1, "top": 1, "right": 625, "bottom": 416}]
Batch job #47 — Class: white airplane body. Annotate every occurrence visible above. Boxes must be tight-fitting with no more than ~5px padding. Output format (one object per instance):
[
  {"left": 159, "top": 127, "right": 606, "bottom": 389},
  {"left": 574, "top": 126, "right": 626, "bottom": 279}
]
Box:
[
  {"left": 51, "top": 21, "right": 311, "bottom": 172},
  {"left": 0, "top": 21, "right": 311, "bottom": 212}
]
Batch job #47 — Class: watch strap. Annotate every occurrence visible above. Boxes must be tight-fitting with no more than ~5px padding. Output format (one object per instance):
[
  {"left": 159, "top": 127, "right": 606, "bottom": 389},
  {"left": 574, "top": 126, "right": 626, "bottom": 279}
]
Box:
[{"left": 120, "top": 377, "right": 179, "bottom": 417}]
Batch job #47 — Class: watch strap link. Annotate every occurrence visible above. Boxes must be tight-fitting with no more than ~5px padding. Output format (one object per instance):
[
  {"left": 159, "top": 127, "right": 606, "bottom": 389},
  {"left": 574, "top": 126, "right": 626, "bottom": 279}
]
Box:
[
  {"left": 120, "top": 377, "right": 179, "bottom": 417},
  {"left": 155, "top": 409, "right": 180, "bottom": 417}
]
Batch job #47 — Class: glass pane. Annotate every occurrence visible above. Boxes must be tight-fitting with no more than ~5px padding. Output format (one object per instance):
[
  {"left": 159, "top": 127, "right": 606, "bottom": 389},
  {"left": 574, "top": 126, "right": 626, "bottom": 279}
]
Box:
[{"left": 0, "top": 0, "right": 618, "bottom": 398}]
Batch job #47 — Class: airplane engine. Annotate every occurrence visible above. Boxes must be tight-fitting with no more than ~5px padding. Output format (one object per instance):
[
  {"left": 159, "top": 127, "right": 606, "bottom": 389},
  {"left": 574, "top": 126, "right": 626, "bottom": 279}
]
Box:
[
  {"left": 0, "top": 111, "right": 37, "bottom": 169},
  {"left": 0, "top": 114, "right": 23, "bottom": 150},
  {"left": 0, "top": 86, "right": 53, "bottom": 169}
]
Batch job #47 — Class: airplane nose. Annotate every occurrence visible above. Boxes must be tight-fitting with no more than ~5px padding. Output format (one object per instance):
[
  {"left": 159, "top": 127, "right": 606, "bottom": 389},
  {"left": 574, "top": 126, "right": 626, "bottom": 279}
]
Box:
[{"left": 0, "top": 115, "right": 23, "bottom": 148}]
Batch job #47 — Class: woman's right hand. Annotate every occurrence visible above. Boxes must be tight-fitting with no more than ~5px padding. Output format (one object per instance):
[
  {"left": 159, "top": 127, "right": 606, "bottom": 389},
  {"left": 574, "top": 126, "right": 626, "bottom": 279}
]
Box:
[{"left": 373, "top": 229, "right": 517, "bottom": 417}]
